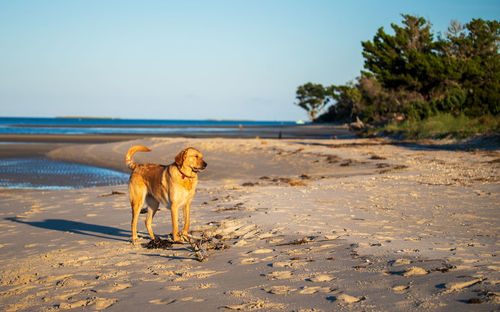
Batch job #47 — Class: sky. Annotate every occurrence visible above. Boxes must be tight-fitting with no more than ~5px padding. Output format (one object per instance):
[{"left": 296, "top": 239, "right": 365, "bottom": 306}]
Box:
[{"left": 1, "top": 1, "right": 499, "bottom": 121}]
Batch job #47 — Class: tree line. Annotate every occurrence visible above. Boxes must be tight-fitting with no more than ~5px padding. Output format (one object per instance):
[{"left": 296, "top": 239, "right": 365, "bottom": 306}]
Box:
[{"left": 296, "top": 15, "right": 500, "bottom": 124}]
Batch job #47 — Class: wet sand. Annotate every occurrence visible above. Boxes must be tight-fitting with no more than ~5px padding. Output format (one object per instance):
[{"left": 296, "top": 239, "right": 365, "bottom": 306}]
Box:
[{"left": 0, "top": 134, "right": 499, "bottom": 311}]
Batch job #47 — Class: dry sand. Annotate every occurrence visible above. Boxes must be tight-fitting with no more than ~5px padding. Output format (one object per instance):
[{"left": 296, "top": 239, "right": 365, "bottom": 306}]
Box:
[{"left": 0, "top": 136, "right": 499, "bottom": 311}]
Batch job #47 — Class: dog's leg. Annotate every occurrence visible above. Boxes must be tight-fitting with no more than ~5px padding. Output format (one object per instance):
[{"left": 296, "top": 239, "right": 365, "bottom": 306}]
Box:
[
  {"left": 181, "top": 201, "right": 191, "bottom": 238},
  {"left": 131, "top": 202, "right": 142, "bottom": 244},
  {"left": 145, "top": 198, "right": 159, "bottom": 240},
  {"left": 130, "top": 185, "right": 146, "bottom": 245},
  {"left": 170, "top": 203, "right": 181, "bottom": 242}
]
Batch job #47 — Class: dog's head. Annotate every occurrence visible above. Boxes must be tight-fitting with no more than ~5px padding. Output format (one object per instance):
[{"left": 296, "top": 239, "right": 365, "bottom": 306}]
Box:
[{"left": 175, "top": 147, "right": 207, "bottom": 173}]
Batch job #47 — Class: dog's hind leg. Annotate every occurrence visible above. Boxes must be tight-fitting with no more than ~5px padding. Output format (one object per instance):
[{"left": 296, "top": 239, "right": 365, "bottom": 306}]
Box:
[
  {"left": 145, "top": 196, "right": 159, "bottom": 240},
  {"left": 130, "top": 184, "right": 147, "bottom": 245}
]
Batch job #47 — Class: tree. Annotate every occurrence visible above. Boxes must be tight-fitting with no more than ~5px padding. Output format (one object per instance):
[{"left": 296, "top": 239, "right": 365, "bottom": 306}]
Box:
[
  {"left": 438, "top": 18, "right": 500, "bottom": 116},
  {"left": 298, "top": 15, "right": 500, "bottom": 124},
  {"left": 295, "top": 83, "right": 331, "bottom": 120},
  {"left": 361, "top": 14, "right": 442, "bottom": 99},
  {"left": 460, "top": 19, "right": 500, "bottom": 115}
]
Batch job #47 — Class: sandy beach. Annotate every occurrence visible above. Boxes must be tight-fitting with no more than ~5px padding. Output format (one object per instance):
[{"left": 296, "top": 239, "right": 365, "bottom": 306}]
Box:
[{"left": 0, "top": 134, "right": 499, "bottom": 311}]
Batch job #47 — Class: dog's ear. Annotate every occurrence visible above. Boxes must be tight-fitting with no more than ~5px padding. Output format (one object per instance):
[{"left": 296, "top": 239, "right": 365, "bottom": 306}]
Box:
[{"left": 175, "top": 150, "right": 186, "bottom": 166}]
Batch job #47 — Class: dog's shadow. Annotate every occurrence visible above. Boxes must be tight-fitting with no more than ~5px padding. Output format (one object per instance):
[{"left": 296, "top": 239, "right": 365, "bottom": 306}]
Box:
[{"left": 5, "top": 217, "right": 130, "bottom": 242}]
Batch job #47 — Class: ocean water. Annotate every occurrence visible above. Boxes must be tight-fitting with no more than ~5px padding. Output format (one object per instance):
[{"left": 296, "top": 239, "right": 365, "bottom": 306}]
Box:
[
  {"left": 0, "top": 158, "right": 129, "bottom": 190},
  {"left": 0, "top": 117, "right": 296, "bottom": 135},
  {"left": 0, "top": 117, "right": 300, "bottom": 189}
]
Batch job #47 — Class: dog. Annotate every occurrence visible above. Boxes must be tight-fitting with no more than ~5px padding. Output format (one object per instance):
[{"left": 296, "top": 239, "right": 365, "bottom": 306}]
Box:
[{"left": 126, "top": 145, "right": 207, "bottom": 244}]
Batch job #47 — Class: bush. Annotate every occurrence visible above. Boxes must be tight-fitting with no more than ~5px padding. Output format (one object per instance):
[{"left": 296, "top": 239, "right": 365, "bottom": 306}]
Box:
[
  {"left": 374, "top": 113, "right": 500, "bottom": 139},
  {"left": 433, "top": 85, "right": 467, "bottom": 114}
]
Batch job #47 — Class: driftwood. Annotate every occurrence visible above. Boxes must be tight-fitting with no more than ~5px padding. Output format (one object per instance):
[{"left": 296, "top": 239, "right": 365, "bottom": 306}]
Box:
[
  {"left": 99, "top": 191, "right": 126, "bottom": 197},
  {"left": 145, "top": 233, "right": 228, "bottom": 262},
  {"left": 275, "top": 236, "right": 341, "bottom": 247},
  {"left": 184, "top": 234, "right": 209, "bottom": 262},
  {"left": 275, "top": 236, "right": 318, "bottom": 246},
  {"left": 183, "top": 233, "right": 229, "bottom": 262}
]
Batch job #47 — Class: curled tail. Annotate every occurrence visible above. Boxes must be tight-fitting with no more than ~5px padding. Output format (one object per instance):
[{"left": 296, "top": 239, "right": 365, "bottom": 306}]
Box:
[{"left": 126, "top": 145, "right": 151, "bottom": 170}]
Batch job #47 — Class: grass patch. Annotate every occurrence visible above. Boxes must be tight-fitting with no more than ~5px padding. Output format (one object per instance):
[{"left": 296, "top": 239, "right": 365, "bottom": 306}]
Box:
[{"left": 371, "top": 113, "right": 500, "bottom": 139}]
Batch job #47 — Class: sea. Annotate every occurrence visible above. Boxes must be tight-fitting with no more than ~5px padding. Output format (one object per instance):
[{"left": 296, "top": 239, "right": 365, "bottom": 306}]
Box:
[
  {"left": 0, "top": 117, "right": 301, "bottom": 190},
  {"left": 0, "top": 117, "right": 298, "bottom": 136}
]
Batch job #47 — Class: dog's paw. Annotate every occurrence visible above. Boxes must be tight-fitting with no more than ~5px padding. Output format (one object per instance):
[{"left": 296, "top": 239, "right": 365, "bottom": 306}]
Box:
[
  {"left": 180, "top": 231, "right": 190, "bottom": 240},
  {"left": 172, "top": 233, "right": 186, "bottom": 243}
]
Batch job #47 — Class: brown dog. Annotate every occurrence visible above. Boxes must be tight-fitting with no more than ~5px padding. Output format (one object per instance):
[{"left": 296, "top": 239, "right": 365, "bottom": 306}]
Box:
[{"left": 126, "top": 145, "right": 207, "bottom": 244}]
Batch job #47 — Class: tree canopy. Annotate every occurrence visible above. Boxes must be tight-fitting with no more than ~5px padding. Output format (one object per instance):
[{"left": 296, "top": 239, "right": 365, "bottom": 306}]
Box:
[{"left": 296, "top": 15, "right": 500, "bottom": 123}]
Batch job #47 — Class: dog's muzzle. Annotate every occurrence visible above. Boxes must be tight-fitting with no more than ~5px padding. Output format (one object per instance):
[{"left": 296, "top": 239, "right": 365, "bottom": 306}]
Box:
[{"left": 193, "top": 161, "right": 207, "bottom": 172}]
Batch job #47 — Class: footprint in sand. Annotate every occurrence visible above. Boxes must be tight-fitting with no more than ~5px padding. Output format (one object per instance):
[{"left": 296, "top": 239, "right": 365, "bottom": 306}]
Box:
[
  {"left": 99, "top": 282, "right": 132, "bottom": 293},
  {"left": 443, "top": 278, "right": 483, "bottom": 293},
  {"left": 164, "top": 285, "right": 183, "bottom": 291},
  {"left": 181, "top": 297, "right": 205, "bottom": 302},
  {"left": 149, "top": 298, "right": 176, "bottom": 305},
  {"left": 182, "top": 270, "right": 223, "bottom": 279},
  {"left": 392, "top": 258, "right": 411, "bottom": 266},
  {"left": 58, "top": 297, "right": 117, "bottom": 311},
  {"left": 272, "top": 261, "right": 293, "bottom": 268},
  {"left": 335, "top": 293, "right": 363, "bottom": 303},
  {"left": 265, "top": 285, "right": 297, "bottom": 295},
  {"left": 402, "top": 266, "right": 427, "bottom": 277},
  {"left": 225, "top": 290, "right": 248, "bottom": 297},
  {"left": 240, "top": 257, "right": 260, "bottom": 264},
  {"left": 94, "top": 298, "right": 118, "bottom": 310},
  {"left": 263, "top": 271, "right": 293, "bottom": 280},
  {"left": 224, "top": 300, "right": 285, "bottom": 311},
  {"left": 56, "top": 277, "right": 88, "bottom": 289},
  {"left": 249, "top": 248, "right": 274, "bottom": 254},
  {"left": 299, "top": 286, "right": 332, "bottom": 294},
  {"left": 234, "top": 239, "right": 250, "bottom": 247},
  {"left": 115, "top": 261, "right": 132, "bottom": 267},
  {"left": 392, "top": 285, "right": 410, "bottom": 292},
  {"left": 58, "top": 300, "right": 89, "bottom": 310},
  {"left": 199, "top": 283, "right": 213, "bottom": 289},
  {"left": 272, "top": 260, "right": 308, "bottom": 268},
  {"left": 307, "top": 274, "right": 334, "bottom": 282}
]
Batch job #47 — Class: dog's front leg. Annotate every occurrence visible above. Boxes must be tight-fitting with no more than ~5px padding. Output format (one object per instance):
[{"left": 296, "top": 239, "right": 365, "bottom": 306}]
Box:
[
  {"left": 170, "top": 203, "right": 181, "bottom": 242},
  {"left": 181, "top": 201, "right": 191, "bottom": 237}
]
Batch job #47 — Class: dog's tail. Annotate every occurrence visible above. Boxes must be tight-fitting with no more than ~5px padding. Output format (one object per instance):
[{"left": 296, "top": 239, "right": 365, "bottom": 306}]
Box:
[{"left": 126, "top": 145, "right": 151, "bottom": 170}]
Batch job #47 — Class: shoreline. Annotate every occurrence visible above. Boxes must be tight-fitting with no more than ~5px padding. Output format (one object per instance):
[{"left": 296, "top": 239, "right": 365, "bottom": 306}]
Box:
[
  {"left": 0, "top": 124, "right": 355, "bottom": 141},
  {"left": 0, "top": 136, "right": 498, "bottom": 311}
]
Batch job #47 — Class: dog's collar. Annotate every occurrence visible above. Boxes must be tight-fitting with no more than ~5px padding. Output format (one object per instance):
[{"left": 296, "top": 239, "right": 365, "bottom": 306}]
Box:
[{"left": 176, "top": 165, "right": 195, "bottom": 179}]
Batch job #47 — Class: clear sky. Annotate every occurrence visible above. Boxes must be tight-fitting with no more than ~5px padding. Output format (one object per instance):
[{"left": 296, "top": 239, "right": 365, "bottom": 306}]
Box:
[{"left": 1, "top": 0, "right": 499, "bottom": 121}]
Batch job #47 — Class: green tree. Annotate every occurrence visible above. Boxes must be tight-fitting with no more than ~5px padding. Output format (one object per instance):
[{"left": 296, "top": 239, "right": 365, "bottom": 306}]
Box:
[
  {"left": 437, "top": 18, "right": 500, "bottom": 116},
  {"left": 295, "top": 83, "right": 331, "bottom": 120},
  {"left": 301, "top": 15, "right": 500, "bottom": 125},
  {"left": 361, "top": 14, "right": 442, "bottom": 100},
  {"left": 460, "top": 19, "right": 500, "bottom": 115},
  {"left": 315, "top": 82, "right": 361, "bottom": 122}
]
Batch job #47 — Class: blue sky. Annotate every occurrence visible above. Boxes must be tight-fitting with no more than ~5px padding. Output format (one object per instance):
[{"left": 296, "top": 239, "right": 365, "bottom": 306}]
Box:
[{"left": 1, "top": 1, "right": 499, "bottom": 121}]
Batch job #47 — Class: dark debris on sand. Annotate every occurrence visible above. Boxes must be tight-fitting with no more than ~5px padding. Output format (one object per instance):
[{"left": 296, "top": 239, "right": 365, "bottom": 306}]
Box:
[{"left": 145, "top": 237, "right": 173, "bottom": 249}]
